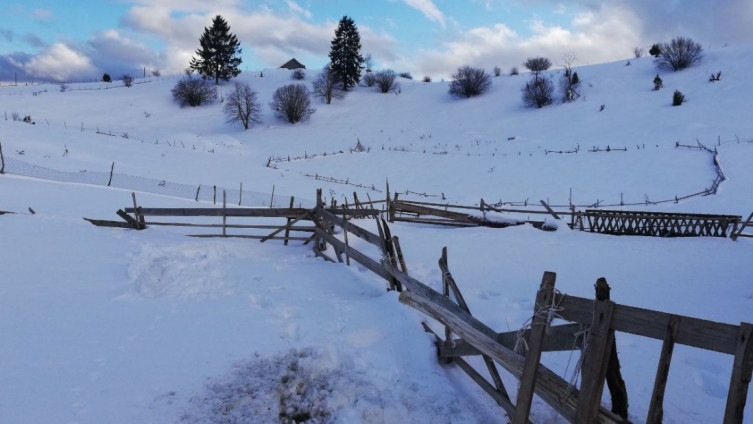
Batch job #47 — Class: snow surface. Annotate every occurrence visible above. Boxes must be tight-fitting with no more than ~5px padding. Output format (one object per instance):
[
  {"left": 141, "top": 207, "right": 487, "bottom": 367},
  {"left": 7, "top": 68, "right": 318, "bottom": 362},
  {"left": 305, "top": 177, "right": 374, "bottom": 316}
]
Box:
[{"left": 2, "top": 46, "right": 753, "bottom": 423}]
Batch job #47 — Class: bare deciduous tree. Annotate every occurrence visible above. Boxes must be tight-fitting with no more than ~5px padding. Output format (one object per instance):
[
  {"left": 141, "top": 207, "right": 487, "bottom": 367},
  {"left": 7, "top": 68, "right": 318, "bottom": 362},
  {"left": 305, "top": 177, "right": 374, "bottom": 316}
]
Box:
[
  {"left": 270, "top": 84, "right": 315, "bottom": 124},
  {"left": 224, "top": 81, "right": 262, "bottom": 130},
  {"left": 633, "top": 47, "right": 645, "bottom": 58},
  {"left": 312, "top": 65, "right": 345, "bottom": 104},
  {"left": 448, "top": 66, "right": 492, "bottom": 98},
  {"left": 655, "top": 37, "right": 704, "bottom": 71},
  {"left": 560, "top": 54, "right": 581, "bottom": 103},
  {"left": 524, "top": 57, "right": 551, "bottom": 77}
]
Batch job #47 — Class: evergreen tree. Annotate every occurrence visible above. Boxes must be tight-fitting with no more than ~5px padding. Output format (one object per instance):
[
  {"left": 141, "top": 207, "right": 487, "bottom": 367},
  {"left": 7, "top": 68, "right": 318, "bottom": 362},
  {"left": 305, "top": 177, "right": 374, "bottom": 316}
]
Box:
[
  {"left": 189, "top": 15, "right": 242, "bottom": 85},
  {"left": 328, "top": 16, "right": 363, "bottom": 91}
]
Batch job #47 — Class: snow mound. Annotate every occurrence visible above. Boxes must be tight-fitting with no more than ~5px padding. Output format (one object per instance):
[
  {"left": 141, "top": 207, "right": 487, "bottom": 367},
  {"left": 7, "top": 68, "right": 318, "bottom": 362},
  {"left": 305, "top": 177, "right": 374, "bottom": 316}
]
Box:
[{"left": 127, "top": 242, "right": 236, "bottom": 298}]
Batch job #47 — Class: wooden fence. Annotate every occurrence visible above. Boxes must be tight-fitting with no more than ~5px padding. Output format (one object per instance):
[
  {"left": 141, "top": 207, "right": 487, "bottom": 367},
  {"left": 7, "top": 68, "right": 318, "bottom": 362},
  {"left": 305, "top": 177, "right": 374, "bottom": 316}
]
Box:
[
  {"left": 85, "top": 191, "right": 752, "bottom": 422},
  {"left": 573, "top": 209, "right": 742, "bottom": 238}
]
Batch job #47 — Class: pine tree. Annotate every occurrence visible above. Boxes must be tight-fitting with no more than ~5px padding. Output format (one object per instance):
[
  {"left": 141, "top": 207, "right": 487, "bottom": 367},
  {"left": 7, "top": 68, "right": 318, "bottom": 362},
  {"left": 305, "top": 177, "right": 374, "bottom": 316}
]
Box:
[
  {"left": 328, "top": 16, "right": 363, "bottom": 91},
  {"left": 189, "top": 15, "right": 242, "bottom": 85}
]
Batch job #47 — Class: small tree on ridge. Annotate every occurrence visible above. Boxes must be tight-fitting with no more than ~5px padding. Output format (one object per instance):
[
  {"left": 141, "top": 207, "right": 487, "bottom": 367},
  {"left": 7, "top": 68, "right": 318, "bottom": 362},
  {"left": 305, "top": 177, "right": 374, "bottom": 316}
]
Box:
[{"left": 189, "top": 15, "right": 242, "bottom": 85}]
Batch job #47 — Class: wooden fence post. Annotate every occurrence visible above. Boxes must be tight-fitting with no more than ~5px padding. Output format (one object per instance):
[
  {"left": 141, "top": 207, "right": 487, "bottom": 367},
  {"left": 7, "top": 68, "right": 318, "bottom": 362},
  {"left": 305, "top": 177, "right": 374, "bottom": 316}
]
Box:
[
  {"left": 646, "top": 314, "right": 680, "bottom": 424},
  {"left": 723, "top": 322, "right": 753, "bottom": 424},
  {"left": 0, "top": 141, "right": 5, "bottom": 174},
  {"left": 596, "top": 277, "right": 629, "bottom": 419},
  {"left": 513, "top": 271, "right": 557, "bottom": 424},
  {"left": 575, "top": 279, "right": 617, "bottom": 423},
  {"left": 107, "top": 162, "right": 115, "bottom": 186}
]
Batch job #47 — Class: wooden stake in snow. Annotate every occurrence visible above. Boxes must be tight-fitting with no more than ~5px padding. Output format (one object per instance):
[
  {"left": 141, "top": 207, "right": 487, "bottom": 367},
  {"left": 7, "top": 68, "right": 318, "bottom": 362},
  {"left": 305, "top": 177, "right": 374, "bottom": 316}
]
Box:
[
  {"left": 0, "top": 141, "right": 5, "bottom": 174},
  {"left": 107, "top": 162, "right": 115, "bottom": 186}
]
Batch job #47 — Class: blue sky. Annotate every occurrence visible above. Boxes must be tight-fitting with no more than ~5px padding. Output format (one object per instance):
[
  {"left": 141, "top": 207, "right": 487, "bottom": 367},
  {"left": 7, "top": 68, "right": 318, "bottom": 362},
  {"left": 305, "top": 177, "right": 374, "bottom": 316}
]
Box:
[{"left": 1, "top": 0, "right": 751, "bottom": 82}]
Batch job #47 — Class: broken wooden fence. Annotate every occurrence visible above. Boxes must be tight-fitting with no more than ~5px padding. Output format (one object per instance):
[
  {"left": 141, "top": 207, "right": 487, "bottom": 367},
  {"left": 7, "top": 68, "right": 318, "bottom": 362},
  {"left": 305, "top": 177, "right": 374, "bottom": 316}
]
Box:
[
  {"left": 311, "top": 204, "right": 752, "bottom": 423},
  {"left": 574, "top": 209, "right": 742, "bottom": 238},
  {"left": 731, "top": 212, "right": 753, "bottom": 240},
  {"left": 85, "top": 191, "right": 752, "bottom": 422}
]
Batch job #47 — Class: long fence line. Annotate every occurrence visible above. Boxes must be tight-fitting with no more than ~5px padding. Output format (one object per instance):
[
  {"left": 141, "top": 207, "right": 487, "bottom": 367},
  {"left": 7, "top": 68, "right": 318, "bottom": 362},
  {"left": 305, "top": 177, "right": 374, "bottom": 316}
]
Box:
[{"left": 88, "top": 191, "right": 752, "bottom": 423}]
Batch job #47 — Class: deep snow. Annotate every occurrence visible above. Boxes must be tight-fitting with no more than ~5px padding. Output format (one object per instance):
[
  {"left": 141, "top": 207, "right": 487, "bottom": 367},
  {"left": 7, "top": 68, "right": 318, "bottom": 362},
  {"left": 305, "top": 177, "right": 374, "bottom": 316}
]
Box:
[{"left": 1, "top": 44, "right": 753, "bottom": 423}]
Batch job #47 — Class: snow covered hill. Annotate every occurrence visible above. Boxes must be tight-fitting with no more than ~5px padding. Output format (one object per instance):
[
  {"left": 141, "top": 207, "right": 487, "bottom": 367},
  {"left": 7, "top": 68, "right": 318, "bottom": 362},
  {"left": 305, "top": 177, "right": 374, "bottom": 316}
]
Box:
[{"left": 1, "top": 44, "right": 752, "bottom": 423}]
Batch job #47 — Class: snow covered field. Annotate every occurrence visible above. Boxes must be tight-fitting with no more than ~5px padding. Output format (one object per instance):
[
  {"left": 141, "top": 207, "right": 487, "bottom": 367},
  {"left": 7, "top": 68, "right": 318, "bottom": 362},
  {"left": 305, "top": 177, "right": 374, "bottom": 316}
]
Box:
[{"left": 2, "top": 45, "right": 753, "bottom": 423}]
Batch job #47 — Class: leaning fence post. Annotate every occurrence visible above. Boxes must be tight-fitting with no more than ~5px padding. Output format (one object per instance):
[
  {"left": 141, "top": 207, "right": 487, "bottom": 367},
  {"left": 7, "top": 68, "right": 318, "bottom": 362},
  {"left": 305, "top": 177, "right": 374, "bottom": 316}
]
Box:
[
  {"left": 723, "top": 322, "right": 753, "bottom": 424},
  {"left": 0, "top": 141, "right": 5, "bottom": 174}
]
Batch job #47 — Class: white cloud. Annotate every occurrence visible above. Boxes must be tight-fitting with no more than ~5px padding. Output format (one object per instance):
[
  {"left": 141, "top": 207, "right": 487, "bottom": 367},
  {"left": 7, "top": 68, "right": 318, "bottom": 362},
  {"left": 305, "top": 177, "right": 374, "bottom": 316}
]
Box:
[
  {"left": 286, "top": 1, "right": 312, "bottom": 19},
  {"left": 23, "top": 43, "right": 97, "bottom": 81},
  {"left": 401, "top": 0, "right": 446, "bottom": 28}
]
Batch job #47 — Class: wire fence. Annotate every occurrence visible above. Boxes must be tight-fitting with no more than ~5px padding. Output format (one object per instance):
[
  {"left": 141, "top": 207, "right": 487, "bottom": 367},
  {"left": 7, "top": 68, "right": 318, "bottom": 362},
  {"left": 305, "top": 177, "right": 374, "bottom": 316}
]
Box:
[{"left": 2, "top": 156, "right": 311, "bottom": 208}]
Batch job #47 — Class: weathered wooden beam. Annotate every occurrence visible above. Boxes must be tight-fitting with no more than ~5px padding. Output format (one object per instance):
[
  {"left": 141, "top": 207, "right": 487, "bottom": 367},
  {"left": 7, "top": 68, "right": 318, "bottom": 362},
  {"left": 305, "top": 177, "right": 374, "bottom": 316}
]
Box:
[
  {"left": 513, "top": 271, "right": 557, "bottom": 424},
  {"left": 575, "top": 298, "right": 616, "bottom": 423},
  {"left": 116, "top": 209, "right": 141, "bottom": 229},
  {"left": 186, "top": 234, "right": 311, "bottom": 241},
  {"left": 124, "top": 206, "right": 378, "bottom": 219},
  {"left": 314, "top": 207, "right": 383, "bottom": 247},
  {"left": 539, "top": 200, "right": 562, "bottom": 220},
  {"left": 313, "top": 228, "right": 392, "bottom": 282},
  {"left": 392, "top": 216, "right": 478, "bottom": 227},
  {"left": 723, "top": 322, "right": 753, "bottom": 424},
  {"left": 260, "top": 212, "right": 311, "bottom": 242},
  {"left": 144, "top": 221, "right": 316, "bottom": 231},
  {"left": 438, "top": 323, "right": 585, "bottom": 357},
  {"left": 646, "top": 314, "right": 680, "bottom": 424},
  {"left": 556, "top": 294, "right": 740, "bottom": 354},
  {"left": 83, "top": 217, "right": 134, "bottom": 228}
]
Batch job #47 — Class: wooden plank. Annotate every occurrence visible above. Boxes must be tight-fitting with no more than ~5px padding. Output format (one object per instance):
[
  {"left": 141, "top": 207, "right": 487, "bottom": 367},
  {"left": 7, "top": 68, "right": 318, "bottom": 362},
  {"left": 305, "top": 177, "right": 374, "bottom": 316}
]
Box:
[
  {"left": 513, "top": 271, "right": 557, "bottom": 424},
  {"left": 125, "top": 206, "right": 378, "bottom": 219},
  {"left": 260, "top": 212, "right": 311, "bottom": 242},
  {"left": 284, "top": 197, "right": 295, "bottom": 246},
  {"left": 398, "top": 289, "right": 622, "bottom": 424},
  {"left": 439, "top": 323, "right": 585, "bottom": 357},
  {"left": 145, "top": 221, "right": 316, "bottom": 231},
  {"left": 575, "top": 299, "right": 616, "bottom": 423},
  {"left": 540, "top": 200, "right": 562, "bottom": 220},
  {"left": 646, "top": 314, "right": 681, "bottom": 424},
  {"left": 313, "top": 228, "right": 392, "bottom": 282},
  {"left": 420, "top": 321, "right": 520, "bottom": 420},
  {"left": 556, "top": 294, "right": 740, "bottom": 354},
  {"left": 187, "top": 234, "right": 311, "bottom": 241},
  {"left": 83, "top": 217, "right": 134, "bottom": 228},
  {"left": 723, "top": 322, "right": 753, "bottom": 424},
  {"left": 116, "top": 209, "right": 140, "bottom": 229},
  {"left": 314, "top": 207, "right": 384, "bottom": 247},
  {"left": 392, "top": 216, "right": 478, "bottom": 227}
]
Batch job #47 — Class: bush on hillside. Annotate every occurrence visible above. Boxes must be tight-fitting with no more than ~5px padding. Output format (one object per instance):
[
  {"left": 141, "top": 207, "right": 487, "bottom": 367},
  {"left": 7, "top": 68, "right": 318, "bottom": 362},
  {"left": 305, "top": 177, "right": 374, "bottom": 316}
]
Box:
[
  {"left": 448, "top": 66, "right": 491, "bottom": 98},
  {"left": 524, "top": 57, "right": 551, "bottom": 75},
  {"left": 270, "top": 84, "right": 315, "bottom": 123},
  {"left": 655, "top": 37, "right": 703, "bottom": 71},
  {"left": 649, "top": 43, "right": 662, "bottom": 57},
  {"left": 362, "top": 72, "right": 377, "bottom": 87},
  {"left": 375, "top": 70, "right": 400, "bottom": 93},
  {"left": 102, "top": 73, "right": 112, "bottom": 83},
  {"left": 522, "top": 76, "right": 554, "bottom": 108},
  {"left": 171, "top": 77, "right": 218, "bottom": 107},
  {"left": 510, "top": 66, "right": 519, "bottom": 76},
  {"left": 422, "top": 75, "right": 431, "bottom": 83},
  {"left": 122, "top": 74, "right": 134, "bottom": 87},
  {"left": 398, "top": 72, "right": 412, "bottom": 80},
  {"left": 291, "top": 69, "right": 305, "bottom": 80},
  {"left": 224, "top": 81, "right": 262, "bottom": 130},
  {"left": 633, "top": 47, "right": 645, "bottom": 58},
  {"left": 493, "top": 66, "right": 501, "bottom": 77},
  {"left": 653, "top": 74, "right": 663, "bottom": 91},
  {"left": 672, "top": 90, "right": 685, "bottom": 106}
]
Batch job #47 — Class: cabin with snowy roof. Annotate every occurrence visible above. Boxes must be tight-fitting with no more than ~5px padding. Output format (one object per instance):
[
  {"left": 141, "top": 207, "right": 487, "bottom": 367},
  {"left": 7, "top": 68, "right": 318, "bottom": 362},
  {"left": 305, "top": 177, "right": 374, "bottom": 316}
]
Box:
[{"left": 280, "top": 58, "right": 306, "bottom": 70}]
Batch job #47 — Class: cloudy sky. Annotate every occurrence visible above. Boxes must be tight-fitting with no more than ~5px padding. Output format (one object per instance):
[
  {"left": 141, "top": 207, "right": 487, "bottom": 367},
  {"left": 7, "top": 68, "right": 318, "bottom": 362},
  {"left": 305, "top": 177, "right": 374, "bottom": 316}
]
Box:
[{"left": 1, "top": 0, "right": 751, "bottom": 82}]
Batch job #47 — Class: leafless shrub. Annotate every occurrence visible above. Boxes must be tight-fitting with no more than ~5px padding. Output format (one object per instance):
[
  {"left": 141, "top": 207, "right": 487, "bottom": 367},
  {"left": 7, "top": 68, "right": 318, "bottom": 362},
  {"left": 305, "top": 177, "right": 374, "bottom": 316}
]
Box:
[
  {"left": 224, "top": 81, "right": 262, "bottom": 130},
  {"left": 655, "top": 37, "right": 704, "bottom": 71},
  {"left": 522, "top": 76, "right": 554, "bottom": 108},
  {"left": 171, "top": 77, "right": 218, "bottom": 107},
  {"left": 270, "top": 84, "right": 315, "bottom": 124},
  {"left": 510, "top": 66, "right": 519, "bottom": 76},
  {"left": 493, "top": 66, "right": 501, "bottom": 77},
  {"left": 633, "top": 47, "right": 645, "bottom": 58},
  {"left": 375, "top": 69, "right": 400, "bottom": 93},
  {"left": 362, "top": 72, "right": 377, "bottom": 87},
  {"left": 122, "top": 74, "right": 134, "bottom": 87},
  {"left": 448, "top": 66, "right": 491, "bottom": 98}
]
